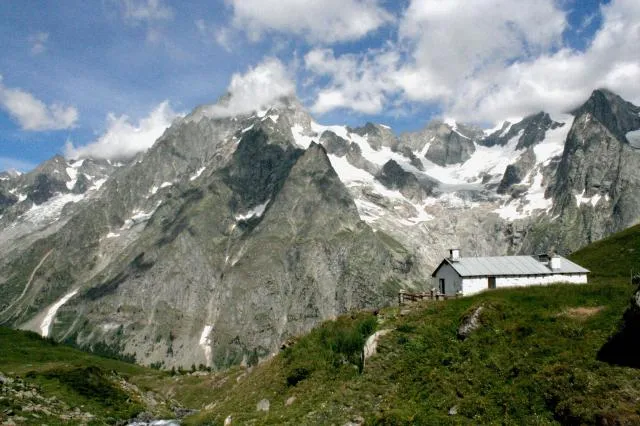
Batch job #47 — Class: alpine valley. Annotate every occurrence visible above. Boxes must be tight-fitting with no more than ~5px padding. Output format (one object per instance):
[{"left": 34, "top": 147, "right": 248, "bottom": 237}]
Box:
[{"left": 1, "top": 88, "right": 640, "bottom": 370}]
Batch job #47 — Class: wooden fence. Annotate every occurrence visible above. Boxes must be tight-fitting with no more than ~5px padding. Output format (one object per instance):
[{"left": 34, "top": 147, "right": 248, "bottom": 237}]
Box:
[{"left": 398, "top": 289, "right": 461, "bottom": 305}]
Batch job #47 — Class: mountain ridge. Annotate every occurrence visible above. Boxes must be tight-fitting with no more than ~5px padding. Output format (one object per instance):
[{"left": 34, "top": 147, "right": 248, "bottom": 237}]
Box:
[{"left": 1, "top": 88, "right": 640, "bottom": 368}]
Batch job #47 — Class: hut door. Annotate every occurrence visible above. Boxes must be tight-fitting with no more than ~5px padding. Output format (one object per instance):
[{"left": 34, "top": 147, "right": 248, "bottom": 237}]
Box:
[
  {"left": 439, "top": 278, "right": 445, "bottom": 294},
  {"left": 488, "top": 277, "right": 496, "bottom": 289}
]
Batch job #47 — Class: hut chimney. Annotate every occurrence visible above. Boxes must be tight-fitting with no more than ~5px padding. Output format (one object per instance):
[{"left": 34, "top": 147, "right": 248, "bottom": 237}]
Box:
[
  {"left": 449, "top": 248, "right": 460, "bottom": 262},
  {"left": 550, "top": 256, "right": 561, "bottom": 270}
]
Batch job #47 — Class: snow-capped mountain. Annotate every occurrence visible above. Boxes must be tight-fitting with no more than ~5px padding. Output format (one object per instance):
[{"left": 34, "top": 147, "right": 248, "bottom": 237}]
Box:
[{"left": 1, "top": 89, "right": 639, "bottom": 369}]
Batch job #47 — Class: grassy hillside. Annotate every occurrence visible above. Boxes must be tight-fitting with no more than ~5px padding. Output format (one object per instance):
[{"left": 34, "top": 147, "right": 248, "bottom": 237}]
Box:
[
  {"left": 179, "top": 227, "right": 640, "bottom": 425},
  {"left": 0, "top": 328, "right": 176, "bottom": 425},
  {"left": 570, "top": 222, "right": 640, "bottom": 278}
]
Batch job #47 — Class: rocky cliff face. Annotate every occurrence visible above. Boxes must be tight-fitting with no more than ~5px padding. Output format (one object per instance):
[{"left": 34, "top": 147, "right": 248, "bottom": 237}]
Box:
[
  {"left": 519, "top": 90, "right": 640, "bottom": 254},
  {"left": 1, "top": 89, "right": 640, "bottom": 369},
  {"left": 0, "top": 100, "right": 416, "bottom": 369}
]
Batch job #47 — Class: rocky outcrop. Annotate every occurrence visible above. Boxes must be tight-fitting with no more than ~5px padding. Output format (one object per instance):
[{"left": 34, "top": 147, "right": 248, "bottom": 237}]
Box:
[
  {"left": 497, "top": 149, "right": 536, "bottom": 195},
  {"left": 349, "top": 122, "right": 397, "bottom": 150},
  {"left": 425, "top": 122, "right": 476, "bottom": 166},
  {"left": 320, "top": 131, "right": 350, "bottom": 157},
  {"left": 345, "top": 142, "right": 379, "bottom": 176},
  {"left": 376, "top": 160, "right": 434, "bottom": 202},
  {"left": 572, "top": 89, "right": 640, "bottom": 144},
  {"left": 457, "top": 305, "right": 484, "bottom": 340},
  {"left": 482, "top": 112, "right": 563, "bottom": 148}
]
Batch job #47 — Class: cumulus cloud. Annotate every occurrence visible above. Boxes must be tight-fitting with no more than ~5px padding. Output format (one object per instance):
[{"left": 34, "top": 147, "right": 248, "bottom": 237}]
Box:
[
  {"left": 28, "top": 32, "right": 49, "bottom": 55},
  {"left": 302, "top": 0, "right": 640, "bottom": 124},
  {"left": 0, "top": 76, "right": 78, "bottom": 131},
  {"left": 65, "top": 101, "right": 179, "bottom": 160},
  {"left": 225, "top": 0, "right": 392, "bottom": 43},
  {"left": 205, "top": 58, "right": 295, "bottom": 117},
  {"left": 305, "top": 48, "right": 399, "bottom": 114},
  {"left": 454, "top": 0, "right": 640, "bottom": 121},
  {"left": 121, "top": 0, "right": 173, "bottom": 21}
]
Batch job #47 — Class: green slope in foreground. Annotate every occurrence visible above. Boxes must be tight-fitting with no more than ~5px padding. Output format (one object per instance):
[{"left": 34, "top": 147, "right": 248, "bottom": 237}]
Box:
[
  {"left": 0, "top": 327, "right": 182, "bottom": 425},
  {"left": 183, "top": 224, "right": 640, "bottom": 425}
]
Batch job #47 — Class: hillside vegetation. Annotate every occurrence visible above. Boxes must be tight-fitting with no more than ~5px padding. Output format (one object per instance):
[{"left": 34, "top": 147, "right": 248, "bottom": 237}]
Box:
[
  {"left": 0, "top": 328, "right": 177, "bottom": 424},
  {"left": 182, "top": 225, "right": 640, "bottom": 425}
]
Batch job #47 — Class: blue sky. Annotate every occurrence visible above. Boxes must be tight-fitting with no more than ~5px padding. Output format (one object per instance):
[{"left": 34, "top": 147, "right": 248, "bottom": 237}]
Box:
[{"left": 1, "top": 0, "right": 638, "bottom": 171}]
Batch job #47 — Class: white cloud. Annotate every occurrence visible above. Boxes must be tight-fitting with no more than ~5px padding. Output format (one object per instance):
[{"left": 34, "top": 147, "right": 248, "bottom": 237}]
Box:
[
  {"left": 305, "top": 48, "right": 399, "bottom": 114},
  {"left": 28, "top": 32, "right": 49, "bottom": 55},
  {"left": 65, "top": 101, "right": 179, "bottom": 160},
  {"left": 394, "top": 0, "right": 568, "bottom": 115},
  {"left": 205, "top": 58, "right": 295, "bottom": 117},
  {"left": 225, "top": 0, "right": 392, "bottom": 43},
  {"left": 302, "top": 0, "right": 640, "bottom": 124},
  {"left": 448, "top": 0, "right": 640, "bottom": 121},
  {"left": 121, "top": 0, "right": 173, "bottom": 21},
  {"left": 0, "top": 76, "right": 78, "bottom": 131}
]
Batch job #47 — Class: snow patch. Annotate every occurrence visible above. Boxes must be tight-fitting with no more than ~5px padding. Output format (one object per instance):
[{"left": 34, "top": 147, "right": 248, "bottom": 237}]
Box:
[
  {"left": 420, "top": 131, "right": 523, "bottom": 185},
  {"left": 379, "top": 124, "right": 391, "bottom": 130},
  {"left": 22, "top": 192, "right": 85, "bottom": 225},
  {"left": 291, "top": 123, "right": 316, "bottom": 148},
  {"left": 159, "top": 181, "right": 172, "bottom": 189},
  {"left": 494, "top": 170, "right": 552, "bottom": 220},
  {"left": 106, "top": 232, "right": 120, "bottom": 238},
  {"left": 40, "top": 289, "right": 79, "bottom": 337},
  {"left": 17, "top": 193, "right": 27, "bottom": 202},
  {"left": 626, "top": 129, "right": 640, "bottom": 148},
  {"left": 199, "top": 325, "right": 213, "bottom": 366},
  {"left": 263, "top": 113, "right": 279, "bottom": 123},
  {"left": 121, "top": 202, "right": 161, "bottom": 230},
  {"left": 66, "top": 167, "right": 78, "bottom": 190},
  {"left": 533, "top": 115, "right": 573, "bottom": 165},
  {"left": 235, "top": 200, "right": 270, "bottom": 222},
  {"left": 90, "top": 178, "right": 107, "bottom": 191},
  {"left": 242, "top": 124, "right": 254, "bottom": 133},
  {"left": 576, "top": 190, "right": 604, "bottom": 207},
  {"left": 101, "top": 323, "right": 120, "bottom": 332},
  {"left": 70, "top": 159, "right": 85, "bottom": 169},
  {"left": 190, "top": 167, "right": 206, "bottom": 181}
]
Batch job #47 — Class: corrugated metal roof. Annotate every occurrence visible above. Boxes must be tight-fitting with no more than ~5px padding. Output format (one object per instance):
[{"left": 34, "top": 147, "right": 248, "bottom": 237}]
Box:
[{"left": 440, "top": 255, "right": 589, "bottom": 277}]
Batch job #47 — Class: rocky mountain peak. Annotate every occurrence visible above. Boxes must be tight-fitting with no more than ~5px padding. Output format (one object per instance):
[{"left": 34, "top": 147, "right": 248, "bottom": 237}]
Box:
[
  {"left": 480, "top": 111, "right": 562, "bottom": 149},
  {"left": 572, "top": 88, "right": 640, "bottom": 143}
]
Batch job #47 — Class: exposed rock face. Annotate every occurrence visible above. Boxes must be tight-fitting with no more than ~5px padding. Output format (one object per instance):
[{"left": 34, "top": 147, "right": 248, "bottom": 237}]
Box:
[
  {"left": 344, "top": 142, "right": 379, "bottom": 176},
  {"left": 376, "top": 160, "right": 433, "bottom": 202},
  {"left": 481, "top": 112, "right": 562, "bottom": 149},
  {"left": 497, "top": 149, "right": 536, "bottom": 195},
  {"left": 598, "top": 286, "right": 640, "bottom": 368},
  {"left": 572, "top": 89, "right": 640, "bottom": 144},
  {"left": 320, "top": 131, "right": 350, "bottom": 157},
  {"left": 0, "top": 105, "right": 416, "bottom": 369},
  {"left": 350, "top": 122, "right": 397, "bottom": 150},
  {"left": 457, "top": 306, "right": 484, "bottom": 340},
  {"left": 424, "top": 122, "right": 476, "bottom": 166},
  {"left": 521, "top": 90, "right": 640, "bottom": 254}
]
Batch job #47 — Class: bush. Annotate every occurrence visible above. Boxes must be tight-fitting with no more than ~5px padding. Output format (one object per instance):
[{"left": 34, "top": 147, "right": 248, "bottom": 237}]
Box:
[{"left": 283, "top": 313, "right": 378, "bottom": 386}]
